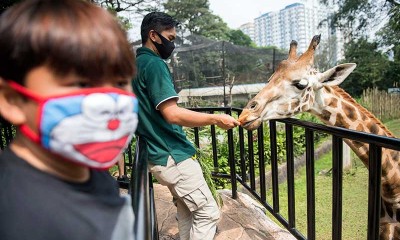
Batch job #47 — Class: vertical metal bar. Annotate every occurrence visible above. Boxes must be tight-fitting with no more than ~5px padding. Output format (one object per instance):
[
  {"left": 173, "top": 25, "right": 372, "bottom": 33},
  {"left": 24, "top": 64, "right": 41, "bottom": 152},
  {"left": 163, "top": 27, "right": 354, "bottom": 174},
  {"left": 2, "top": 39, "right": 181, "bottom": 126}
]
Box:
[
  {"left": 270, "top": 120, "right": 280, "bottom": 213},
  {"left": 332, "top": 136, "right": 343, "bottom": 240},
  {"left": 210, "top": 111, "right": 219, "bottom": 170},
  {"left": 227, "top": 110, "right": 237, "bottom": 199},
  {"left": 148, "top": 174, "right": 159, "bottom": 240},
  {"left": 258, "top": 124, "right": 266, "bottom": 202},
  {"left": 211, "top": 124, "right": 218, "bottom": 169},
  {"left": 285, "top": 123, "right": 296, "bottom": 229},
  {"left": 194, "top": 127, "right": 200, "bottom": 148},
  {"left": 131, "top": 137, "right": 152, "bottom": 240},
  {"left": 247, "top": 130, "right": 256, "bottom": 190},
  {"left": 305, "top": 129, "right": 316, "bottom": 240},
  {"left": 367, "top": 144, "right": 381, "bottom": 240},
  {"left": 239, "top": 126, "right": 246, "bottom": 182}
]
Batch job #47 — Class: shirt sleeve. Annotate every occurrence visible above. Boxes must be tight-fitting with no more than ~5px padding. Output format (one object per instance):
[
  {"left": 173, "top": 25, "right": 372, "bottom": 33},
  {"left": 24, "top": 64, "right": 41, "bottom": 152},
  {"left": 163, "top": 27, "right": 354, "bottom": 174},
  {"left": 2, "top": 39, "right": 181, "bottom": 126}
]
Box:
[{"left": 144, "top": 60, "right": 178, "bottom": 110}]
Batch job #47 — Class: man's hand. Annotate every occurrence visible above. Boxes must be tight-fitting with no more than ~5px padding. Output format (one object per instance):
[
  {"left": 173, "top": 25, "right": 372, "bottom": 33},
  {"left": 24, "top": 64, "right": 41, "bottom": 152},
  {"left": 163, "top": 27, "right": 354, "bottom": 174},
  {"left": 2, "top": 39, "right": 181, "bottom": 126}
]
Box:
[{"left": 215, "top": 114, "right": 240, "bottom": 130}]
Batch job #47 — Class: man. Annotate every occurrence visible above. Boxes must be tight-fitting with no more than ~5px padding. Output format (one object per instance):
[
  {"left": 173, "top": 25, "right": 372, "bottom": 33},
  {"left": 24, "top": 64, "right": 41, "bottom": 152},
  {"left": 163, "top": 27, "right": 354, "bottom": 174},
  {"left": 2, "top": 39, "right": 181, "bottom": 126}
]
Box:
[{"left": 132, "top": 12, "right": 240, "bottom": 240}]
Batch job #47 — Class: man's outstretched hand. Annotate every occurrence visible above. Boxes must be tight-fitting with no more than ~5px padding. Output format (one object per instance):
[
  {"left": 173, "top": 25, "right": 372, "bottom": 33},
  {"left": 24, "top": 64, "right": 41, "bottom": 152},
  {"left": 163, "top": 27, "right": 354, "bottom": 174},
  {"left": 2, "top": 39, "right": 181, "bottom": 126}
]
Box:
[{"left": 215, "top": 114, "right": 240, "bottom": 130}]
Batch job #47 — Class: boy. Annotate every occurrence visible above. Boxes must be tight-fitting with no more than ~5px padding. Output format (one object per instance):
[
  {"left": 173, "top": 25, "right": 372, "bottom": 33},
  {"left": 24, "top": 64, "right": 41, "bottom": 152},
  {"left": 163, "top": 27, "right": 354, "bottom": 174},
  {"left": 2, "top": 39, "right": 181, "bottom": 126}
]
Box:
[
  {"left": 132, "top": 12, "right": 240, "bottom": 240},
  {"left": 0, "top": 1, "right": 138, "bottom": 240}
]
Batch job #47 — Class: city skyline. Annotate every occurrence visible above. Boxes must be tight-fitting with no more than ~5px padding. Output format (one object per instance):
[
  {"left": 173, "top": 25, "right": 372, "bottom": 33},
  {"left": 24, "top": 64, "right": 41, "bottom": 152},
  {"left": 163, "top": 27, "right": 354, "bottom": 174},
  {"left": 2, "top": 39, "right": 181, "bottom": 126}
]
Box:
[{"left": 209, "top": 0, "right": 321, "bottom": 29}]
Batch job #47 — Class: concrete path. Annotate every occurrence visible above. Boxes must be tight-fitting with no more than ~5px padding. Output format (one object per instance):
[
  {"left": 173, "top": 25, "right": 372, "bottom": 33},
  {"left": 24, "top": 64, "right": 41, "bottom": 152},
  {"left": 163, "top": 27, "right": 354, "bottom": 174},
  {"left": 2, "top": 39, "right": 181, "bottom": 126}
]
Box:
[{"left": 153, "top": 184, "right": 295, "bottom": 240}]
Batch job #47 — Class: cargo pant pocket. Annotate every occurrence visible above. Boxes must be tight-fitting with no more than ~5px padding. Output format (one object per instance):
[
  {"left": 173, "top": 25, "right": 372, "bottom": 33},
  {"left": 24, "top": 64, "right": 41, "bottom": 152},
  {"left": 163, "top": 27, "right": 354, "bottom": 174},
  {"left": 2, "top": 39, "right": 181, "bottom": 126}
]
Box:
[{"left": 181, "top": 184, "right": 210, "bottom": 212}]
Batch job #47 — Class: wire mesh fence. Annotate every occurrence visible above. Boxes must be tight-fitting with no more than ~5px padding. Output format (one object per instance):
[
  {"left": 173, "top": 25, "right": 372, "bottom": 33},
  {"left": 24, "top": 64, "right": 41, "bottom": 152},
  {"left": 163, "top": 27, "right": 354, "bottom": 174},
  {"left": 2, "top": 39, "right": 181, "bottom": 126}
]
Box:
[{"left": 162, "top": 34, "right": 288, "bottom": 107}]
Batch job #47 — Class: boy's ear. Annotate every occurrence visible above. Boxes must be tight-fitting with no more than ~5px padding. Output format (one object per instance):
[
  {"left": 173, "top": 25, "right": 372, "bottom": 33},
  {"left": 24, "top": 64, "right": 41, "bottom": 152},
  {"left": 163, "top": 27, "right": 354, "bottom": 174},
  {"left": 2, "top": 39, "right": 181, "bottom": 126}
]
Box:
[{"left": 0, "top": 78, "right": 27, "bottom": 125}]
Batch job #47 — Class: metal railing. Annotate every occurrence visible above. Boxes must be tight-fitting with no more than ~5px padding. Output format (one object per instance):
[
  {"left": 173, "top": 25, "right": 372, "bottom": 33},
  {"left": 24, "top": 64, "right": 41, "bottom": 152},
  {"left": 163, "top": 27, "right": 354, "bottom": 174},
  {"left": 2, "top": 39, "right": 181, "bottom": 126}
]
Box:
[
  {"left": 2, "top": 108, "right": 400, "bottom": 240},
  {"left": 186, "top": 107, "right": 400, "bottom": 240}
]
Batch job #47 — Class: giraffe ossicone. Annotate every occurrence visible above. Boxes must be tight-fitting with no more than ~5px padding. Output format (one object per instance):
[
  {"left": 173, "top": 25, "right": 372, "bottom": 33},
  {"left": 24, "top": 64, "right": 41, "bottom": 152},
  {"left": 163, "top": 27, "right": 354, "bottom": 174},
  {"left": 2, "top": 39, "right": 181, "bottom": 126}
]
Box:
[{"left": 238, "top": 35, "right": 400, "bottom": 240}]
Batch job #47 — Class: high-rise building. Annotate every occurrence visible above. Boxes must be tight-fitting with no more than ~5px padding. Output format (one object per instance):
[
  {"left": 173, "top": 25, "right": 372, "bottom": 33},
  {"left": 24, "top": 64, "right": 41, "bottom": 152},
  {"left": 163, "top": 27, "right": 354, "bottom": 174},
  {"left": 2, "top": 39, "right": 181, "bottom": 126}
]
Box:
[
  {"left": 238, "top": 22, "right": 255, "bottom": 42},
  {"left": 254, "top": 3, "right": 326, "bottom": 53},
  {"left": 250, "top": 1, "right": 344, "bottom": 63}
]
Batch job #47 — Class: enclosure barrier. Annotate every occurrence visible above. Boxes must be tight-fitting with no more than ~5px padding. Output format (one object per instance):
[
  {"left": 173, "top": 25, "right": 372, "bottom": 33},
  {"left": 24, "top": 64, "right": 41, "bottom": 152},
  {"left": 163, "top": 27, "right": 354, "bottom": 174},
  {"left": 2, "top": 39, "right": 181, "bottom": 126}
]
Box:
[
  {"left": 188, "top": 107, "right": 400, "bottom": 240},
  {"left": 2, "top": 107, "right": 400, "bottom": 240}
]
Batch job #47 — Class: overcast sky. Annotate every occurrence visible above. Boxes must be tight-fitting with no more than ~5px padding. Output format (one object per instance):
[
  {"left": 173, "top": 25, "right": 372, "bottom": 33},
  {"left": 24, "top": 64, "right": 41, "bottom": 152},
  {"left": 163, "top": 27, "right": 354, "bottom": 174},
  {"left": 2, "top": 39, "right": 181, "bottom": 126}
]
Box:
[{"left": 208, "top": 0, "right": 300, "bottom": 29}]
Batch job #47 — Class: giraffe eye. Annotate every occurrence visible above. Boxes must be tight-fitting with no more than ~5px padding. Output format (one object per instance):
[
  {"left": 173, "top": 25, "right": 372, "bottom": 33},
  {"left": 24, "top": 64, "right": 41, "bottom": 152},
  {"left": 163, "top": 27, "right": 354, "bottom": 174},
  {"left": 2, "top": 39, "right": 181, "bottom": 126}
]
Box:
[
  {"left": 249, "top": 101, "right": 258, "bottom": 110},
  {"left": 293, "top": 79, "right": 308, "bottom": 90}
]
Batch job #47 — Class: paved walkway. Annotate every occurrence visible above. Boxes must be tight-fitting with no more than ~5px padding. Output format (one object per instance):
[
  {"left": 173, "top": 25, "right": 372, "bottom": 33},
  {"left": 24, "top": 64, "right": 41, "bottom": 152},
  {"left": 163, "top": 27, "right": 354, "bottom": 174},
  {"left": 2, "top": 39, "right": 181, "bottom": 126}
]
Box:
[{"left": 153, "top": 184, "right": 295, "bottom": 240}]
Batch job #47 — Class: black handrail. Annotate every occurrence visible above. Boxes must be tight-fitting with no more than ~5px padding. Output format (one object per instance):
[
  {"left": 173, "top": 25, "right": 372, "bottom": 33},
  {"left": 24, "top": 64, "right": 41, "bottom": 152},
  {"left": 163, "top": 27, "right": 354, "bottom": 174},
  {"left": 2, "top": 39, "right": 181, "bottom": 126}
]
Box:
[
  {"left": 186, "top": 107, "right": 400, "bottom": 240},
  {"left": 2, "top": 107, "right": 400, "bottom": 240},
  {"left": 130, "top": 137, "right": 158, "bottom": 240}
]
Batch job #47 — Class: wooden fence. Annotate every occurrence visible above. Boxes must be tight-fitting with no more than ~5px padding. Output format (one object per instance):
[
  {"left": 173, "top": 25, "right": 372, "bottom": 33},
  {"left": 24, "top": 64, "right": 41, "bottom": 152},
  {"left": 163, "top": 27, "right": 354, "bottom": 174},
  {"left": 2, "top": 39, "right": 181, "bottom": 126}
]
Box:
[{"left": 359, "top": 88, "right": 400, "bottom": 122}]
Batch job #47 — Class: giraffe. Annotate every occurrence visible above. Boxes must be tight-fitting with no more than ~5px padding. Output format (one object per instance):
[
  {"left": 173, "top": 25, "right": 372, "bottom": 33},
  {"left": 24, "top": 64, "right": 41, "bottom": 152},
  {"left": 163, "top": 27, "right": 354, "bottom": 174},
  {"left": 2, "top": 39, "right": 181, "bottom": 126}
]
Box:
[{"left": 238, "top": 35, "right": 400, "bottom": 239}]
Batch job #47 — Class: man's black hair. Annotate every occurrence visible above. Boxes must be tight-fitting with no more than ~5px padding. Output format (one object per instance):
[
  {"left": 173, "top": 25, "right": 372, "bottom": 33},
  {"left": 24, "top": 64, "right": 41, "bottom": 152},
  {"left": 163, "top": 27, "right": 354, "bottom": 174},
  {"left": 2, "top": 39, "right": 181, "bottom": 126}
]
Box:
[{"left": 140, "top": 12, "right": 179, "bottom": 44}]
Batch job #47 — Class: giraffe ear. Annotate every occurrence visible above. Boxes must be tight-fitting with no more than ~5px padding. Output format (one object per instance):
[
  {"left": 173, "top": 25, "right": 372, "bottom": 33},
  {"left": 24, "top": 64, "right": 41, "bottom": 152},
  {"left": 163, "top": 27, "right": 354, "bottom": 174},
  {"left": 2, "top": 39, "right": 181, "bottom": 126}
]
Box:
[{"left": 318, "top": 63, "right": 357, "bottom": 87}]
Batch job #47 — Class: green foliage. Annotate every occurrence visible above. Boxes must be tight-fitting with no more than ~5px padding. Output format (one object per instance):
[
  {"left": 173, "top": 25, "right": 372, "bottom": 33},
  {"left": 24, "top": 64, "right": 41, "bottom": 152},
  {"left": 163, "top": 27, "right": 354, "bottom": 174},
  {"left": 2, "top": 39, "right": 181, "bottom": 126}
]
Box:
[
  {"left": 320, "top": 0, "right": 400, "bottom": 94},
  {"left": 164, "top": 0, "right": 229, "bottom": 40},
  {"left": 185, "top": 113, "right": 327, "bottom": 190},
  {"left": 226, "top": 29, "right": 253, "bottom": 47},
  {"left": 340, "top": 38, "right": 391, "bottom": 97},
  {"left": 93, "top": 0, "right": 161, "bottom": 14},
  {"left": 320, "top": 0, "right": 394, "bottom": 41}
]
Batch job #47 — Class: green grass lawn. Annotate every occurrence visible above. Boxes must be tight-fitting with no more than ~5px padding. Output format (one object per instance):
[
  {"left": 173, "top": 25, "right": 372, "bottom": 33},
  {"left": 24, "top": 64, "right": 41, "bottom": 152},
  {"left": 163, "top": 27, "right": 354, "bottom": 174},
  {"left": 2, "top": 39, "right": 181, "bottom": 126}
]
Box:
[
  {"left": 266, "top": 153, "right": 369, "bottom": 239},
  {"left": 385, "top": 118, "right": 400, "bottom": 137}
]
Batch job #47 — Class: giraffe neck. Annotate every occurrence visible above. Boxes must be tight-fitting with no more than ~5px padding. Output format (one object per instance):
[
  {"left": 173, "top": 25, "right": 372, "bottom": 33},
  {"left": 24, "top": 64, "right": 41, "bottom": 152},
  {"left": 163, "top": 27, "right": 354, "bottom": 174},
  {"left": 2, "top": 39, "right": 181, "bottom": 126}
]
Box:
[
  {"left": 310, "top": 86, "right": 400, "bottom": 221},
  {"left": 310, "top": 86, "right": 395, "bottom": 167}
]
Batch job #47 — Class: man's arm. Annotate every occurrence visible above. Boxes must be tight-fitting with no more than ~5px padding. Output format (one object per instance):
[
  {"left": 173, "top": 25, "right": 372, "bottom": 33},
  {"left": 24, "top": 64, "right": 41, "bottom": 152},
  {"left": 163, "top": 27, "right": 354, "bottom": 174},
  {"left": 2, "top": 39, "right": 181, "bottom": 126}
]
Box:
[{"left": 158, "top": 99, "right": 240, "bottom": 130}]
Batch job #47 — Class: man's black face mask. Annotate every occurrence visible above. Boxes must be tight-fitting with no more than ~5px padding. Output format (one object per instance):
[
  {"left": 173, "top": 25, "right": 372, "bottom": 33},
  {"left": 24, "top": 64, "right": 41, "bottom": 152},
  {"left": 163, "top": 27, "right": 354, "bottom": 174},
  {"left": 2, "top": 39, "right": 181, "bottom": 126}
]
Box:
[{"left": 152, "top": 31, "right": 175, "bottom": 59}]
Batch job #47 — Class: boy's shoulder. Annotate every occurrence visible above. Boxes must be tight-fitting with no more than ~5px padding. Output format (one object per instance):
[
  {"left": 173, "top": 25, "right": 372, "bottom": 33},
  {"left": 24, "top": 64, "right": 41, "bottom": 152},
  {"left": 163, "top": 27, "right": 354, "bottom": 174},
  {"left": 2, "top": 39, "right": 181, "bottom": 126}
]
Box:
[
  {"left": 0, "top": 148, "right": 129, "bottom": 240},
  {"left": 0, "top": 148, "right": 122, "bottom": 204}
]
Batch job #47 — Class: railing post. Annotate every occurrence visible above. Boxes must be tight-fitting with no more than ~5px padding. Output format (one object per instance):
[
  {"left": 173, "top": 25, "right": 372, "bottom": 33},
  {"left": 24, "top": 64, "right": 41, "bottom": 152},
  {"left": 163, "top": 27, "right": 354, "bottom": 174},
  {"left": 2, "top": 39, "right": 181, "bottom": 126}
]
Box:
[
  {"left": 228, "top": 128, "right": 237, "bottom": 199},
  {"left": 258, "top": 124, "right": 266, "bottom": 202},
  {"left": 332, "top": 136, "right": 343, "bottom": 240},
  {"left": 247, "top": 130, "right": 256, "bottom": 190},
  {"left": 285, "top": 123, "right": 296, "bottom": 229},
  {"left": 367, "top": 144, "right": 381, "bottom": 240},
  {"left": 270, "top": 120, "right": 280, "bottom": 213},
  {"left": 305, "top": 129, "right": 316, "bottom": 240},
  {"left": 226, "top": 108, "right": 237, "bottom": 199},
  {"left": 131, "top": 137, "right": 155, "bottom": 240},
  {"left": 239, "top": 126, "right": 247, "bottom": 182}
]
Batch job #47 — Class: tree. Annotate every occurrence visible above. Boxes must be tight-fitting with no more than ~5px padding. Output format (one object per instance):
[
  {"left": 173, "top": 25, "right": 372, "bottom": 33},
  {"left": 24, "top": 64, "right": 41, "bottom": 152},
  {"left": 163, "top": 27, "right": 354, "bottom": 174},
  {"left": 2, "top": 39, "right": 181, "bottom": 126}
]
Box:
[
  {"left": 340, "top": 38, "right": 390, "bottom": 96},
  {"left": 163, "top": 0, "right": 229, "bottom": 40},
  {"left": 320, "top": 0, "right": 395, "bottom": 40},
  {"left": 91, "top": 0, "right": 161, "bottom": 13},
  {"left": 320, "top": 0, "right": 400, "bottom": 93},
  {"left": 226, "top": 29, "right": 254, "bottom": 47},
  {"left": 377, "top": 2, "right": 400, "bottom": 58}
]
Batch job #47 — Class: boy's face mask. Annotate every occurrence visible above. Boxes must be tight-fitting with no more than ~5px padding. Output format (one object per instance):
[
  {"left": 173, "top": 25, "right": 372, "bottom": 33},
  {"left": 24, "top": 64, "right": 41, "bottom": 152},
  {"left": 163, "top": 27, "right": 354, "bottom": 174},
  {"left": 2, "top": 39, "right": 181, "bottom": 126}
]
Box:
[
  {"left": 8, "top": 81, "right": 138, "bottom": 169},
  {"left": 152, "top": 31, "right": 175, "bottom": 59}
]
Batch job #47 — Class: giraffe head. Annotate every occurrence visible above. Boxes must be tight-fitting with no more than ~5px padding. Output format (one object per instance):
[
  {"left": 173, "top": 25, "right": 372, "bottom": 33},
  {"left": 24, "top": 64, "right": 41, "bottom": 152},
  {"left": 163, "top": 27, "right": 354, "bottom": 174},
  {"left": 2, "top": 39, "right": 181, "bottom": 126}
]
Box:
[{"left": 238, "top": 35, "right": 357, "bottom": 130}]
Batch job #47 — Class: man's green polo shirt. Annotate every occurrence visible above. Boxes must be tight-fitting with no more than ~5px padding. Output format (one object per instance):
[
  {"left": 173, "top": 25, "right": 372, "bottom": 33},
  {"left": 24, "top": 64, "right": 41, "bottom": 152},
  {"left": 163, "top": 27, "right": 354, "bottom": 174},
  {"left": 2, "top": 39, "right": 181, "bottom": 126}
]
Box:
[{"left": 132, "top": 47, "right": 195, "bottom": 166}]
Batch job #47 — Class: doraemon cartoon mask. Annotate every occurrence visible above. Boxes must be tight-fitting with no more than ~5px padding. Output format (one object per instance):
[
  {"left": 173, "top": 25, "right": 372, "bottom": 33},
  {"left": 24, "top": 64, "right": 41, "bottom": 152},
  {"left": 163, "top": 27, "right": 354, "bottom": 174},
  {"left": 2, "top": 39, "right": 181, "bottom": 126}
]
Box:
[{"left": 8, "top": 81, "right": 138, "bottom": 169}]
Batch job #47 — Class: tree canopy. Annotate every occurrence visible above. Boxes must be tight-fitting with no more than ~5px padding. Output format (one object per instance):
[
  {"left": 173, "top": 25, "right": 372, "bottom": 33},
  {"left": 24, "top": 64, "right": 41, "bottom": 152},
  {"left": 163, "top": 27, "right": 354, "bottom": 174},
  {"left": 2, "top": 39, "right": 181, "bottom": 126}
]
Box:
[
  {"left": 320, "top": 0, "right": 400, "bottom": 95},
  {"left": 163, "top": 0, "right": 229, "bottom": 40}
]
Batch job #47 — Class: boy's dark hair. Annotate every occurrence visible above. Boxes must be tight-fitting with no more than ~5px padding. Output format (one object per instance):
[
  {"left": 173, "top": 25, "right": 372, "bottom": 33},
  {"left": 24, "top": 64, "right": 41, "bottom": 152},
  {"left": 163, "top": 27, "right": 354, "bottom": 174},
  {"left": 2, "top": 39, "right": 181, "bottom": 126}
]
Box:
[
  {"left": 0, "top": 0, "right": 135, "bottom": 85},
  {"left": 140, "top": 12, "right": 179, "bottom": 44}
]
